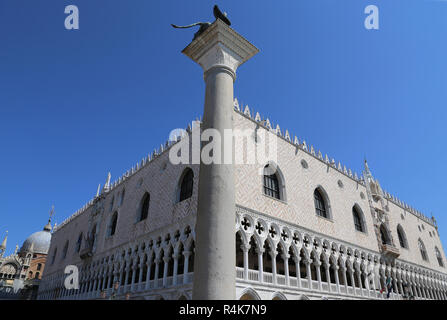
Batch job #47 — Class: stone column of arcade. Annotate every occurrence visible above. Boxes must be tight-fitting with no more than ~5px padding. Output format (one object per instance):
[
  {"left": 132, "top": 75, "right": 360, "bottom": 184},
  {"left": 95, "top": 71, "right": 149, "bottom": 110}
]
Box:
[{"left": 180, "top": 19, "right": 258, "bottom": 299}]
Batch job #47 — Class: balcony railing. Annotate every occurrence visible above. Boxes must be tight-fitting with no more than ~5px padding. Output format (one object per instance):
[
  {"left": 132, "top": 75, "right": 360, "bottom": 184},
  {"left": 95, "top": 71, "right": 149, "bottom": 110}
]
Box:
[{"left": 235, "top": 267, "right": 404, "bottom": 300}]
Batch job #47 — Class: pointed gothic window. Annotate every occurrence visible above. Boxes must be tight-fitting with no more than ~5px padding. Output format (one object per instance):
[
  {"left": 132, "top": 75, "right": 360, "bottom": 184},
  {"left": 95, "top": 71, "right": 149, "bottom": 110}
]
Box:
[
  {"left": 397, "top": 225, "right": 408, "bottom": 249},
  {"left": 314, "top": 189, "right": 327, "bottom": 218},
  {"left": 62, "top": 241, "right": 69, "bottom": 259},
  {"left": 179, "top": 169, "right": 194, "bottom": 202},
  {"left": 75, "top": 232, "right": 83, "bottom": 253},
  {"left": 435, "top": 247, "right": 444, "bottom": 267},
  {"left": 352, "top": 206, "right": 364, "bottom": 232},
  {"left": 51, "top": 248, "right": 57, "bottom": 265},
  {"left": 138, "top": 193, "right": 150, "bottom": 222},
  {"left": 108, "top": 212, "right": 118, "bottom": 236},
  {"left": 418, "top": 239, "right": 428, "bottom": 261},
  {"left": 263, "top": 165, "right": 280, "bottom": 199},
  {"left": 380, "top": 224, "right": 391, "bottom": 245}
]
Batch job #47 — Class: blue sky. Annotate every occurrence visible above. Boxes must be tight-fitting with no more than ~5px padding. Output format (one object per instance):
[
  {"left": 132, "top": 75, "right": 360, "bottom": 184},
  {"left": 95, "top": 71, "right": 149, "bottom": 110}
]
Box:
[{"left": 0, "top": 0, "right": 446, "bottom": 256}]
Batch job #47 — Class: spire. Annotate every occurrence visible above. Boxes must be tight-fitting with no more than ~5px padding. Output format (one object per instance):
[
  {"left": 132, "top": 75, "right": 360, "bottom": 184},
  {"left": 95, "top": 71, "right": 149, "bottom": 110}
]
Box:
[
  {"left": 364, "top": 158, "right": 371, "bottom": 175},
  {"left": 102, "top": 172, "right": 111, "bottom": 193},
  {"left": 0, "top": 231, "right": 7, "bottom": 250},
  {"left": 43, "top": 206, "right": 54, "bottom": 232},
  {"left": 0, "top": 231, "right": 7, "bottom": 257},
  {"left": 96, "top": 184, "right": 101, "bottom": 197}
]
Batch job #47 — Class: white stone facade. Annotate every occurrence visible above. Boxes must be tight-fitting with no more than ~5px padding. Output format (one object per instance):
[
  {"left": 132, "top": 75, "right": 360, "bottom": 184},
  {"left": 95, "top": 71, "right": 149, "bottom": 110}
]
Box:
[{"left": 37, "top": 103, "right": 447, "bottom": 300}]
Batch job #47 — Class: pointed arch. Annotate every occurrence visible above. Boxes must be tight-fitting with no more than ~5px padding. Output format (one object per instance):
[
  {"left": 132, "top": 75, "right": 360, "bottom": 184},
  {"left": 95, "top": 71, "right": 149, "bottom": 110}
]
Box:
[
  {"left": 75, "top": 232, "right": 83, "bottom": 253},
  {"left": 62, "top": 240, "right": 69, "bottom": 260},
  {"left": 397, "top": 224, "right": 408, "bottom": 249},
  {"left": 236, "top": 231, "right": 244, "bottom": 268},
  {"left": 238, "top": 287, "right": 261, "bottom": 300},
  {"left": 272, "top": 291, "right": 287, "bottom": 300},
  {"left": 262, "top": 161, "right": 286, "bottom": 201},
  {"left": 137, "top": 192, "right": 150, "bottom": 222},
  {"left": 314, "top": 186, "right": 332, "bottom": 219},
  {"left": 418, "top": 239, "right": 428, "bottom": 262},
  {"left": 352, "top": 204, "right": 366, "bottom": 233},
  {"left": 380, "top": 224, "right": 391, "bottom": 245},
  {"left": 177, "top": 168, "right": 194, "bottom": 202},
  {"left": 435, "top": 247, "right": 444, "bottom": 267},
  {"left": 108, "top": 212, "right": 118, "bottom": 236}
]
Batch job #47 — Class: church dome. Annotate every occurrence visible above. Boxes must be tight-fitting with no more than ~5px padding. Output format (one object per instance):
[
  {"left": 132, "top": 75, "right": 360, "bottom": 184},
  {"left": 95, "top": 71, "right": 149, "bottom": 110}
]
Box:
[{"left": 20, "top": 227, "right": 52, "bottom": 255}]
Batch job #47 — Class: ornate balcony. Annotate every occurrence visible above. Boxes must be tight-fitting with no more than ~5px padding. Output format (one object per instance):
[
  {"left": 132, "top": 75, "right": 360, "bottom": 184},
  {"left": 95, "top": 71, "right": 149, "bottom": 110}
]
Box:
[{"left": 381, "top": 244, "right": 400, "bottom": 259}]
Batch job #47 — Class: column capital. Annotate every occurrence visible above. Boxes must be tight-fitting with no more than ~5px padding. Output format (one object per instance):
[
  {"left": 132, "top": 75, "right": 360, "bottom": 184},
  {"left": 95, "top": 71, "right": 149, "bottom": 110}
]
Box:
[{"left": 182, "top": 19, "right": 259, "bottom": 79}]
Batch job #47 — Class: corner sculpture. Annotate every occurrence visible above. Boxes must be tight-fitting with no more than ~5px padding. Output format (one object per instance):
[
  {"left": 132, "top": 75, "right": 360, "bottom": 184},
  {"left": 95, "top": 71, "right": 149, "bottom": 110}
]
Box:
[{"left": 171, "top": 5, "right": 231, "bottom": 40}]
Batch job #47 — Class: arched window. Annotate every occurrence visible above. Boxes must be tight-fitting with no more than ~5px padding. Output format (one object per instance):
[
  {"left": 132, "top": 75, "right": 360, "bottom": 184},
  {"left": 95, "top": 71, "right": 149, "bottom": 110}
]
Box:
[
  {"left": 314, "top": 189, "right": 327, "bottom": 218},
  {"left": 75, "top": 233, "right": 83, "bottom": 253},
  {"left": 418, "top": 239, "right": 428, "bottom": 261},
  {"left": 263, "top": 165, "right": 280, "bottom": 199},
  {"left": 138, "top": 193, "right": 150, "bottom": 222},
  {"left": 397, "top": 225, "right": 408, "bottom": 249},
  {"left": 352, "top": 206, "right": 365, "bottom": 232},
  {"left": 179, "top": 169, "right": 194, "bottom": 202},
  {"left": 51, "top": 248, "right": 57, "bottom": 265},
  {"left": 119, "top": 189, "right": 125, "bottom": 206},
  {"left": 62, "top": 241, "right": 69, "bottom": 259},
  {"left": 380, "top": 224, "right": 391, "bottom": 245},
  {"left": 108, "top": 212, "right": 118, "bottom": 236},
  {"left": 435, "top": 247, "right": 444, "bottom": 267}
]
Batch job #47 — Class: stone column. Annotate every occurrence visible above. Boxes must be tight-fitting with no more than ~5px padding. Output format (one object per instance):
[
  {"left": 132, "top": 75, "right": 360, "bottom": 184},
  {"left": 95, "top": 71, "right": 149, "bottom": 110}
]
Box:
[
  {"left": 183, "top": 251, "right": 191, "bottom": 284},
  {"left": 138, "top": 262, "right": 144, "bottom": 290},
  {"left": 305, "top": 259, "right": 312, "bottom": 289},
  {"left": 163, "top": 256, "right": 169, "bottom": 287},
  {"left": 257, "top": 248, "right": 264, "bottom": 283},
  {"left": 283, "top": 254, "right": 290, "bottom": 287},
  {"left": 315, "top": 261, "right": 322, "bottom": 291},
  {"left": 172, "top": 252, "right": 179, "bottom": 286},
  {"left": 242, "top": 244, "right": 249, "bottom": 280},
  {"left": 334, "top": 265, "right": 340, "bottom": 293},
  {"left": 145, "top": 257, "right": 153, "bottom": 290},
  {"left": 271, "top": 250, "right": 277, "bottom": 285},
  {"left": 130, "top": 266, "right": 137, "bottom": 292},
  {"left": 324, "top": 262, "right": 331, "bottom": 292},
  {"left": 181, "top": 19, "right": 259, "bottom": 300},
  {"left": 294, "top": 256, "right": 301, "bottom": 288},
  {"left": 153, "top": 258, "right": 160, "bottom": 289}
]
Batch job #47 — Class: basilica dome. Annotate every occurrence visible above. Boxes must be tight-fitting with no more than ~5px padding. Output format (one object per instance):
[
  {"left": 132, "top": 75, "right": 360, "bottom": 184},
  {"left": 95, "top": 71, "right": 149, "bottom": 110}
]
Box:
[{"left": 19, "top": 221, "right": 52, "bottom": 255}]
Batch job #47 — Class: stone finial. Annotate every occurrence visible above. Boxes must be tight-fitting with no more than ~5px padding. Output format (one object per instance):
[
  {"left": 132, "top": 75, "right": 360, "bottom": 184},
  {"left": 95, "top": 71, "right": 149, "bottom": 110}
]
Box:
[
  {"left": 275, "top": 124, "right": 281, "bottom": 135},
  {"left": 264, "top": 118, "right": 272, "bottom": 130},
  {"left": 294, "top": 136, "right": 300, "bottom": 145},
  {"left": 255, "top": 112, "right": 261, "bottom": 122},
  {"left": 302, "top": 140, "right": 307, "bottom": 151},
  {"left": 325, "top": 154, "right": 329, "bottom": 163},
  {"left": 285, "top": 130, "right": 291, "bottom": 141},
  {"left": 310, "top": 146, "right": 315, "bottom": 155},
  {"left": 244, "top": 105, "right": 251, "bottom": 117},
  {"left": 96, "top": 184, "right": 101, "bottom": 198},
  {"left": 318, "top": 150, "right": 323, "bottom": 160},
  {"left": 0, "top": 231, "right": 7, "bottom": 250},
  {"left": 331, "top": 158, "right": 336, "bottom": 166},
  {"left": 103, "top": 172, "right": 111, "bottom": 192},
  {"left": 233, "top": 98, "right": 239, "bottom": 111}
]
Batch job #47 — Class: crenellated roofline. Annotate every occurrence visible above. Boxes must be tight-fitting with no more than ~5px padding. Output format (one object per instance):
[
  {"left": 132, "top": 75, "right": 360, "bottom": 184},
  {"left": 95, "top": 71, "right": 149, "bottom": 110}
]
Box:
[{"left": 54, "top": 98, "right": 437, "bottom": 232}]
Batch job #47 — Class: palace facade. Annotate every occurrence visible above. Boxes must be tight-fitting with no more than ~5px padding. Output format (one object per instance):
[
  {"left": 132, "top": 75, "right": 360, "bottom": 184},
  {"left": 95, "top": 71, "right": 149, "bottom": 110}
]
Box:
[{"left": 37, "top": 99, "right": 447, "bottom": 300}]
